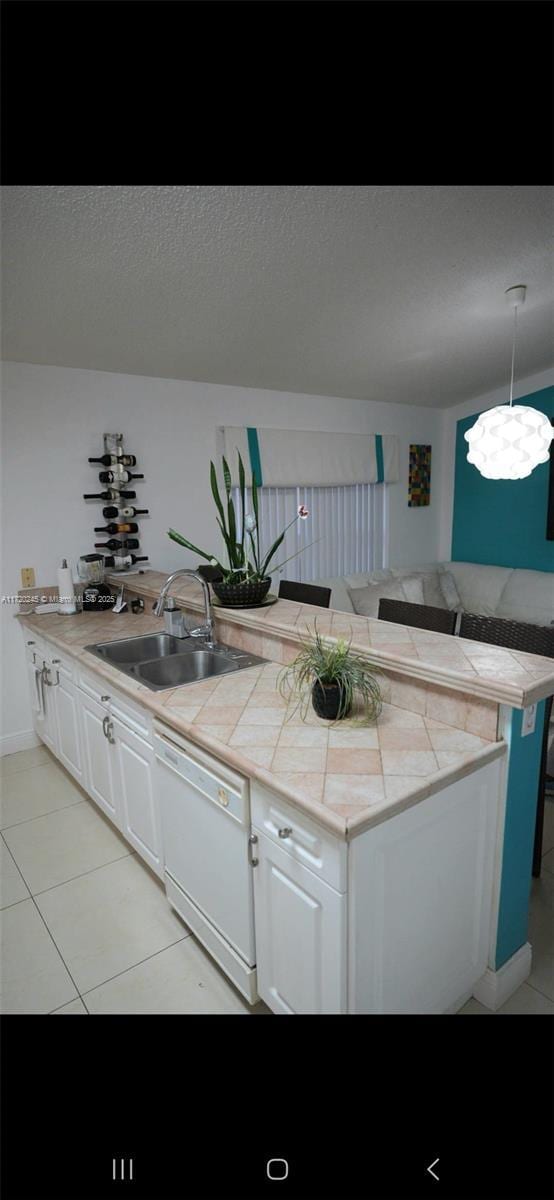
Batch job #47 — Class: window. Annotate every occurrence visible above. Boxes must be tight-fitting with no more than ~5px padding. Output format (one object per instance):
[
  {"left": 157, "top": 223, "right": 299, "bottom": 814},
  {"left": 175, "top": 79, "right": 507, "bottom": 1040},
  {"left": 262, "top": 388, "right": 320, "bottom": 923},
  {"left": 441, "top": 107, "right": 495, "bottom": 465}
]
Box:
[{"left": 233, "top": 483, "right": 388, "bottom": 582}]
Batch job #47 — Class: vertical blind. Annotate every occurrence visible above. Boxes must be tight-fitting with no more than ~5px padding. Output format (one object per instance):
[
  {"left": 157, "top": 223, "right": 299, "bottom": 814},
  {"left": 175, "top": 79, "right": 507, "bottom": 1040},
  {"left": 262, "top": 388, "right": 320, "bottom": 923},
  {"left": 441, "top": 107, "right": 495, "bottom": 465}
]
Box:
[{"left": 232, "top": 484, "right": 388, "bottom": 582}]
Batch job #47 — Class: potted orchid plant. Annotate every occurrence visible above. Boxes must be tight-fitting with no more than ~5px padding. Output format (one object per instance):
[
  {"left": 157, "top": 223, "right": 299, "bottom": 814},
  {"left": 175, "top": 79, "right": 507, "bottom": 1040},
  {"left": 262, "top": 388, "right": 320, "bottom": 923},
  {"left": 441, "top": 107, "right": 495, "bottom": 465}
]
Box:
[{"left": 168, "top": 451, "right": 314, "bottom": 606}]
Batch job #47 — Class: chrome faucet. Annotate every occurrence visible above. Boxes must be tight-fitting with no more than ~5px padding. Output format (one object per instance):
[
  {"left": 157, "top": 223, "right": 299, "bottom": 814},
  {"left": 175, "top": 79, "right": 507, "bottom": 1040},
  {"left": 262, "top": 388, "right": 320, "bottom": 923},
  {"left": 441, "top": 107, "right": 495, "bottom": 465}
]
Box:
[{"left": 154, "top": 569, "right": 214, "bottom": 642}]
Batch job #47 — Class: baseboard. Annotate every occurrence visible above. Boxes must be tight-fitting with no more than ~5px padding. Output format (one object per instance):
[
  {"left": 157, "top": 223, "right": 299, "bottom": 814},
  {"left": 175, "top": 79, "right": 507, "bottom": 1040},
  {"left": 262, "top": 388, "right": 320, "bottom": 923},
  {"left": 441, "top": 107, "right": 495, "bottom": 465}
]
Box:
[
  {"left": 0, "top": 729, "right": 41, "bottom": 756},
  {"left": 472, "top": 943, "right": 532, "bottom": 1011}
]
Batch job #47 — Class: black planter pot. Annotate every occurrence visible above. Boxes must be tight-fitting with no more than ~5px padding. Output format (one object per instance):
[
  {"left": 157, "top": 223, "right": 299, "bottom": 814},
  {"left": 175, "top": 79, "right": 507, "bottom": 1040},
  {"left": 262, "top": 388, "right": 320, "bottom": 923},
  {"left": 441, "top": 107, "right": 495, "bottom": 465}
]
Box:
[
  {"left": 311, "top": 681, "right": 352, "bottom": 721},
  {"left": 212, "top": 576, "right": 271, "bottom": 607}
]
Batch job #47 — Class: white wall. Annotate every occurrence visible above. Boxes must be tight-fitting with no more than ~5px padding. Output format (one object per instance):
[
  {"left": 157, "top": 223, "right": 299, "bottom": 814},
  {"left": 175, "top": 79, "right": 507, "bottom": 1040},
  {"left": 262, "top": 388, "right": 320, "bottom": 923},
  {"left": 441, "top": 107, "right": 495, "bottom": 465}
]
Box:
[
  {"left": 1, "top": 361, "right": 444, "bottom": 748},
  {"left": 437, "top": 366, "right": 554, "bottom": 561}
]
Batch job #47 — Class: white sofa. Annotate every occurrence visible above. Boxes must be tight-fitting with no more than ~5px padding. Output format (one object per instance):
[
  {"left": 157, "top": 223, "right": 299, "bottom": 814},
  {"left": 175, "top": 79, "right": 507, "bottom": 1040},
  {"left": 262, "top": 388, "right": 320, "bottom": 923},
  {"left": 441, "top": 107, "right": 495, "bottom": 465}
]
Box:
[{"left": 314, "top": 562, "right": 554, "bottom": 627}]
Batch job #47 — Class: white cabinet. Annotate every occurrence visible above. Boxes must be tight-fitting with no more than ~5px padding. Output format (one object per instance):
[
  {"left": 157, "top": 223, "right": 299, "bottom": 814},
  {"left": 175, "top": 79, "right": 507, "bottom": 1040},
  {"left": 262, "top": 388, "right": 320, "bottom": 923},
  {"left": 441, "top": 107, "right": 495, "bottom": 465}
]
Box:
[
  {"left": 53, "top": 661, "right": 84, "bottom": 785},
  {"left": 79, "top": 691, "right": 120, "bottom": 826},
  {"left": 253, "top": 828, "right": 347, "bottom": 1014},
  {"left": 112, "top": 717, "right": 163, "bottom": 878}
]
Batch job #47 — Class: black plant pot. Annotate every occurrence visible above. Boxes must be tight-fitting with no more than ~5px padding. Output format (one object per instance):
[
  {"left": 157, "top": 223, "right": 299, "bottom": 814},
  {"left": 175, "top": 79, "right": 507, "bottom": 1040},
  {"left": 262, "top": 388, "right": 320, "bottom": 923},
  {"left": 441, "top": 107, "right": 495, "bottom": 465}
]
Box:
[
  {"left": 311, "top": 681, "right": 352, "bottom": 721},
  {"left": 212, "top": 576, "right": 271, "bottom": 607}
]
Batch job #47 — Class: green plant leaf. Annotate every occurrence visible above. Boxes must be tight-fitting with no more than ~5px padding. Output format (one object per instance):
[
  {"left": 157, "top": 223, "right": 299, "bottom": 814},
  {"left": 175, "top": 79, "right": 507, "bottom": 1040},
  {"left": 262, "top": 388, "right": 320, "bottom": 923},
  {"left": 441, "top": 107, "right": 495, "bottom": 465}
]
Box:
[
  {"left": 251, "top": 473, "right": 260, "bottom": 564},
  {"left": 238, "top": 452, "right": 246, "bottom": 557},
  {"left": 167, "top": 529, "right": 216, "bottom": 563},
  {"left": 210, "top": 462, "right": 227, "bottom": 537},
  {"left": 259, "top": 531, "right": 285, "bottom": 577}
]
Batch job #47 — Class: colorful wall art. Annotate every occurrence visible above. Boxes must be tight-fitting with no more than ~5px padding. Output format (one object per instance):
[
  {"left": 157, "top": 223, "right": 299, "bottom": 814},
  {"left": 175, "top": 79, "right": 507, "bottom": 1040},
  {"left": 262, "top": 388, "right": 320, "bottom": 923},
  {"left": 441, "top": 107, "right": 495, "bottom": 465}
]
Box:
[{"left": 408, "top": 444, "right": 431, "bottom": 506}]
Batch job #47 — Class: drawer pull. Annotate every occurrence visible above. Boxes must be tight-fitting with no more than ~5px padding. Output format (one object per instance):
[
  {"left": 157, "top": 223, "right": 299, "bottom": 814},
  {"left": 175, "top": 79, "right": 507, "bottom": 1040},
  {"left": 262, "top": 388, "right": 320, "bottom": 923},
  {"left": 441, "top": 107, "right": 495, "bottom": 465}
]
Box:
[
  {"left": 248, "top": 833, "right": 259, "bottom": 867},
  {"left": 278, "top": 826, "right": 293, "bottom": 839},
  {"left": 27, "top": 640, "right": 35, "bottom": 646},
  {"left": 101, "top": 695, "right": 111, "bottom": 702}
]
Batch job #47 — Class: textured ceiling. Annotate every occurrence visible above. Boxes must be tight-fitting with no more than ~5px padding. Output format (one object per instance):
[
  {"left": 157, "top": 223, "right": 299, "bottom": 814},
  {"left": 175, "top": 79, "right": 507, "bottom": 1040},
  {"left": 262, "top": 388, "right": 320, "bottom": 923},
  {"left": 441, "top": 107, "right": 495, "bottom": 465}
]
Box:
[{"left": 1, "top": 185, "right": 552, "bottom": 408}]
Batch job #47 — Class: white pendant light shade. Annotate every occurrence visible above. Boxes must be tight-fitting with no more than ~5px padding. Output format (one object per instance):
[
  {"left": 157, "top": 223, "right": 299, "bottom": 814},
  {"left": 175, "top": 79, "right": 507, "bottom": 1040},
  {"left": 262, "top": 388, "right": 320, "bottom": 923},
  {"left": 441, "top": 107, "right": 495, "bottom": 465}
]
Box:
[
  {"left": 464, "top": 404, "right": 553, "bottom": 480},
  {"left": 464, "top": 284, "right": 553, "bottom": 479}
]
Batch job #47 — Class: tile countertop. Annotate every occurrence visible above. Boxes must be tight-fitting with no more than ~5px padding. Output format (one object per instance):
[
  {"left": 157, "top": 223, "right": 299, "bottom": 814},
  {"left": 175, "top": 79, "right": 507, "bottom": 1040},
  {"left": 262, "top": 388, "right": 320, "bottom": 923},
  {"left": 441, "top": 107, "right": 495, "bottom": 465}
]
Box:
[
  {"left": 105, "top": 571, "right": 554, "bottom": 709},
  {"left": 18, "top": 608, "right": 506, "bottom": 841}
]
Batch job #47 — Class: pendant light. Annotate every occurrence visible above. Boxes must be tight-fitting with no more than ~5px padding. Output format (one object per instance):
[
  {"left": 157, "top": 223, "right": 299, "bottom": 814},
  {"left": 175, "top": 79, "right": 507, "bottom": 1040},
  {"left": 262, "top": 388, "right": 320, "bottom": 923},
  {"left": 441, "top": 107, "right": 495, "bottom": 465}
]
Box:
[{"left": 464, "top": 285, "right": 553, "bottom": 480}]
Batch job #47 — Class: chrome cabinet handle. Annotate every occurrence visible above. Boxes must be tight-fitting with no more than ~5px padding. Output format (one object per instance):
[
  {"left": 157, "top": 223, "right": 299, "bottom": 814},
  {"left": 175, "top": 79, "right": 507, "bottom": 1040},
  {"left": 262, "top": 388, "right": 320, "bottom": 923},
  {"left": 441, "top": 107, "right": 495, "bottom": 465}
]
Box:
[
  {"left": 101, "top": 695, "right": 111, "bottom": 703},
  {"left": 41, "top": 663, "right": 51, "bottom": 686},
  {"left": 278, "top": 827, "right": 293, "bottom": 839},
  {"left": 248, "top": 833, "right": 259, "bottom": 867},
  {"left": 102, "top": 715, "right": 116, "bottom": 742},
  {"left": 27, "top": 640, "right": 35, "bottom": 646}
]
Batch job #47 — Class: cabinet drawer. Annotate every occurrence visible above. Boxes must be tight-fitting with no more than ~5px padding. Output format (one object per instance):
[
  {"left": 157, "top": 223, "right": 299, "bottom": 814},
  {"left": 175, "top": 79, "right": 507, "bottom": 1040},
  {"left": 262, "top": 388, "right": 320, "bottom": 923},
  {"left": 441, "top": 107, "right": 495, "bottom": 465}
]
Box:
[
  {"left": 24, "top": 636, "right": 45, "bottom": 666},
  {"left": 78, "top": 668, "right": 151, "bottom": 741},
  {"left": 251, "top": 782, "right": 347, "bottom": 893}
]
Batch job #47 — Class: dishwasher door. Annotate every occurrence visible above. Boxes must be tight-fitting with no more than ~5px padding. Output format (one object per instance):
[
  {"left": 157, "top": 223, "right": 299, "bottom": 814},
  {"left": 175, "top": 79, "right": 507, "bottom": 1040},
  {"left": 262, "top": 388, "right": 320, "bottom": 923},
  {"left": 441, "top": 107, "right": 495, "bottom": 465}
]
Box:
[{"left": 154, "top": 731, "right": 256, "bottom": 972}]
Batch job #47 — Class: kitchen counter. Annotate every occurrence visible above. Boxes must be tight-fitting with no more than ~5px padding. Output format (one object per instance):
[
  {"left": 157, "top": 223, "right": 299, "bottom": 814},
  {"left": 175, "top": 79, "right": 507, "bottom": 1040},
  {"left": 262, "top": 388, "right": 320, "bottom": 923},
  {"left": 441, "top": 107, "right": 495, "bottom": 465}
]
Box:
[
  {"left": 105, "top": 570, "right": 554, "bottom": 709},
  {"left": 18, "top": 607, "right": 506, "bottom": 839}
]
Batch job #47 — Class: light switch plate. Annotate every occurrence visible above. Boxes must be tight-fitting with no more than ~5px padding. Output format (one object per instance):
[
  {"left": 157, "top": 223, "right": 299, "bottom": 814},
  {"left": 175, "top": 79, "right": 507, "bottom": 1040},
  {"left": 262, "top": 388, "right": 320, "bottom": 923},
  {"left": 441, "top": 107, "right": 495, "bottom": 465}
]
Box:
[{"left": 521, "top": 704, "right": 537, "bottom": 737}]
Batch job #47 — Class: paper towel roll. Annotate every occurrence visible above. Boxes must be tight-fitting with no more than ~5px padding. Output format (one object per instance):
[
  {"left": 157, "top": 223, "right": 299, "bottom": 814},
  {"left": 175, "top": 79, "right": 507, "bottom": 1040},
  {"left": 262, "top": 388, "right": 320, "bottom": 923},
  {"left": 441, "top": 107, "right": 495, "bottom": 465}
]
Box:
[{"left": 57, "top": 562, "right": 77, "bottom": 614}]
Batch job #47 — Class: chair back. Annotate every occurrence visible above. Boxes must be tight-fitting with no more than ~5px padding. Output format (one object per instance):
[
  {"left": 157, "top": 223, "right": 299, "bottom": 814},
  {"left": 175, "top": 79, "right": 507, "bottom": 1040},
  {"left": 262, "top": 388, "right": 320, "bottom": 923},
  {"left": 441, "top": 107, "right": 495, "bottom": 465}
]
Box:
[
  {"left": 459, "top": 613, "right": 554, "bottom": 658},
  {"left": 378, "top": 598, "right": 457, "bottom": 635},
  {"left": 278, "top": 579, "right": 331, "bottom": 608}
]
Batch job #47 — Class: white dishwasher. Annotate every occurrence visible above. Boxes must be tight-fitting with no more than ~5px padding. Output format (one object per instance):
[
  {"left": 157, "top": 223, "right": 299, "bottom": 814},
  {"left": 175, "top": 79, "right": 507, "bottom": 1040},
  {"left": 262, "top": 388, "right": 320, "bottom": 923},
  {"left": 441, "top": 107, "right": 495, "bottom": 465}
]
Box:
[{"left": 154, "top": 722, "right": 258, "bottom": 1004}]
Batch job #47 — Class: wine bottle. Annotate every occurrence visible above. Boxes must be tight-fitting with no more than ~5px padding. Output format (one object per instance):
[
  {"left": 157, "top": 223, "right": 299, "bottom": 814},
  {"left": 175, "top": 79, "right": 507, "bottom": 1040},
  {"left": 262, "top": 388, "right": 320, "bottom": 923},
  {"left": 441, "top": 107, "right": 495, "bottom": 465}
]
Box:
[
  {"left": 102, "top": 506, "right": 149, "bottom": 519},
  {"left": 88, "top": 454, "right": 137, "bottom": 467},
  {"left": 102, "top": 554, "right": 148, "bottom": 568},
  {"left": 98, "top": 470, "right": 144, "bottom": 485},
  {"left": 83, "top": 490, "right": 137, "bottom": 501},
  {"left": 94, "top": 523, "right": 139, "bottom": 535},
  {"left": 95, "top": 538, "right": 140, "bottom": 551}
]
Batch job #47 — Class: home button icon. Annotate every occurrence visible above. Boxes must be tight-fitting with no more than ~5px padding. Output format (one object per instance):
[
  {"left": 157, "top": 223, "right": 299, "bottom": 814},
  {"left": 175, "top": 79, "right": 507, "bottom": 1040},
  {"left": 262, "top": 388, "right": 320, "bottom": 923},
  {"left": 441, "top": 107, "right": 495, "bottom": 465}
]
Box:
[{"left": 267, "top": 1158, "right": 289, "bottom": 1181}]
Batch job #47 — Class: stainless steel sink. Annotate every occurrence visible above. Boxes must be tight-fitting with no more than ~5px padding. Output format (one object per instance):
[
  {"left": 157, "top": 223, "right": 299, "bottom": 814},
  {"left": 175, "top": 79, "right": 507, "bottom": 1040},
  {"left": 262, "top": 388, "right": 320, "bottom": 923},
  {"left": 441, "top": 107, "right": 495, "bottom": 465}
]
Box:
[
  {"left": 84, "top": 633, "right": 268, "bottom": 691},
  {"left": 88, "top": 633, "right": 189, "bottom": 664},
  {"left": 135, "top": 651, "right": 243, "bottom": 689}
]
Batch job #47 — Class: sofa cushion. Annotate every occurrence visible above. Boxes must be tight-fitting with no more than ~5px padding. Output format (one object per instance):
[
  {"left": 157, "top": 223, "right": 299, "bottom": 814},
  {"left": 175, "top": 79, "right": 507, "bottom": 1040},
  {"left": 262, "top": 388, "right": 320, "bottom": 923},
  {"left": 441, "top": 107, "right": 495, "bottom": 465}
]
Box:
[
  {"left": 348, "top": 579, "right": 408, "bottom": 618},
  {"left": 496, "top": 569, "right": 554, "bottom": 626},
  {"left": 439, "top": 570, "right": 463, "bottom": 611},
  {"left": 446, "top": 563, "right": 513, "bottom": 617},
  {"left": 398, "top": 575, "right": 426, "bottom": 605}
]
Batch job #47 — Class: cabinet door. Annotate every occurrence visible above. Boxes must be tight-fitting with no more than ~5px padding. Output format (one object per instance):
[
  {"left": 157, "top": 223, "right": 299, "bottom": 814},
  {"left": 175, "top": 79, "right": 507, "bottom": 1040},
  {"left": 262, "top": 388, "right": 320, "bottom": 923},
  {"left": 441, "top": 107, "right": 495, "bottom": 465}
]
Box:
[
  {"left": 112, "top": 718, "right": 163, "bottom": 878},
  {"left": 54, "top": 665, "right": 84, "bottom": 785},
  {"left": 253, "top": 829, "right": 346, "bottom": 1014},
  {"left": 79, "top": 692, "right": 120, "bottom": 825}
]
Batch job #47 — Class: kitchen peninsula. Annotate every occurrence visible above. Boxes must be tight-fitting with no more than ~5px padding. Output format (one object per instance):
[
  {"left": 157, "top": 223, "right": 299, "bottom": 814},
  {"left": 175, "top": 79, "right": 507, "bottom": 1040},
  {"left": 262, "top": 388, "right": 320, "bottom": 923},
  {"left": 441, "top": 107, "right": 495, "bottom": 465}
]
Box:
[{"left": 17, "top": 571, "right": 554, "bottom": 1014}]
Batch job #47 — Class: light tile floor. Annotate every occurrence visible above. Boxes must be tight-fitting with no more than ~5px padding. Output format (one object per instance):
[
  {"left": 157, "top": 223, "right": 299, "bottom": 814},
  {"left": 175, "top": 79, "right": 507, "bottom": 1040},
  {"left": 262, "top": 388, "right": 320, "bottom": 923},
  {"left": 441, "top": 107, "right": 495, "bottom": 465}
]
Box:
[{"left": 1, "top": 747, "right": 552, "bottom": 1015}]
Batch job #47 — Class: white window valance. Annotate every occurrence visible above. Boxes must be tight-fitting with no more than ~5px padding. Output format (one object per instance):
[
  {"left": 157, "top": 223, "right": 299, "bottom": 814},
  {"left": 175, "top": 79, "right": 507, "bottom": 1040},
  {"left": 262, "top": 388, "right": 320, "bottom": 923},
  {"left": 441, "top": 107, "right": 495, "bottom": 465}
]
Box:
[{"left": 220, "top": 426, "right": 399, "bottom": 486}]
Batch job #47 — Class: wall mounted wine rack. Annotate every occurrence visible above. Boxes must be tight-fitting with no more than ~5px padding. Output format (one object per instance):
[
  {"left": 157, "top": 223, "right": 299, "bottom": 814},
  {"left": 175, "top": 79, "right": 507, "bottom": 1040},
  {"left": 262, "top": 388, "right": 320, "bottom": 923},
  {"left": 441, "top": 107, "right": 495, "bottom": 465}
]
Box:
[{"left": 83, "top": 432, "right": 149, "bottom": 572}]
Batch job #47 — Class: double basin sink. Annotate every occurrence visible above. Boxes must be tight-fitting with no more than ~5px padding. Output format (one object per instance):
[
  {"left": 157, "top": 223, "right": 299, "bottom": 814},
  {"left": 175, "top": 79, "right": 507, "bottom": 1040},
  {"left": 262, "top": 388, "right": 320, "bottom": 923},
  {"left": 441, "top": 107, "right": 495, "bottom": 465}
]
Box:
[{"left": 84, "top": 632, "right": 268, "bottom": 691}]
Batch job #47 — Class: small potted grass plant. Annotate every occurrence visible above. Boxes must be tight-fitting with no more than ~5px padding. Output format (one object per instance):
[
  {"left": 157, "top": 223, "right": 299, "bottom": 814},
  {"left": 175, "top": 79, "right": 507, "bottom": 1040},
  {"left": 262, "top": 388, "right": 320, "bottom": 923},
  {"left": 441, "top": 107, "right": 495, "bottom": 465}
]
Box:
[
  {"left": 168, "top": 451, "right": 315, "bottom": 606},
  {"left": 279, "top": 626, "right": 383, "bottom": 722}
]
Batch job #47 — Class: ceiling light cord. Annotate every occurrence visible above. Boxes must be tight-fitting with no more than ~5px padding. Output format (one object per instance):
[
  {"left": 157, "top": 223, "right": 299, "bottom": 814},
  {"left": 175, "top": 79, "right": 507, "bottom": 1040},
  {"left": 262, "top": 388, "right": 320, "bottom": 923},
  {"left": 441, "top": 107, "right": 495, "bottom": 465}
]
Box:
[{"left": 509, "top": 302, "right": 518, "bottom": 407}]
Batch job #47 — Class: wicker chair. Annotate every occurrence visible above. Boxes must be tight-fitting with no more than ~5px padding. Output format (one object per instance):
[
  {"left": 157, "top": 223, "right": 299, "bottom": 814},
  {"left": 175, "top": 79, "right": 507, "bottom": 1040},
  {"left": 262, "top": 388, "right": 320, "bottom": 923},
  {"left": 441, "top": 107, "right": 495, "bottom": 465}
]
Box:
[
  {"left": 378, "top": 597, "right": 457, "bottom": 636},
  {"left": 460, "top": 612, "right": 554, "bottom": 877},
  {"left": 278, "top": 579, "right": 331, "bottom": 608}
]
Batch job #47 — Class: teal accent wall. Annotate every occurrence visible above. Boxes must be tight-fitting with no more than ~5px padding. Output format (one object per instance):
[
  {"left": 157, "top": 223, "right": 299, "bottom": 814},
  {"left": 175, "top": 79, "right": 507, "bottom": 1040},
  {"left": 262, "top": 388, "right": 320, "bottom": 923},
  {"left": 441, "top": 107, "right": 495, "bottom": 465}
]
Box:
[
  {"left": 452, "top": 386, "right": 554, "bottom": 570},
  {"left": 375, "top": 434, "right": 385, "bottom": 483},
  {"left": 495, "top": 703, "right": 545, "bottom": 968},
  {"left": 246, "top": 427, "right": 263, "bottom": 486}
]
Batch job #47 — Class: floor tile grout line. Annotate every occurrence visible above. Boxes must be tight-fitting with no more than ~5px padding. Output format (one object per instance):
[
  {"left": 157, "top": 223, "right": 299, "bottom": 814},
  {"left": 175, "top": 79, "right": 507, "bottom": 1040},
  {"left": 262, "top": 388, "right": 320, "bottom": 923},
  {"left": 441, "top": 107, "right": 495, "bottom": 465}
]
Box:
[
  {"left": 78, "top": 934, "right": 191, "bottom": 1001},
  {"left": 28, "top": 893, "right": 83, "bottom": 1006},
  {"left": 29, "top": 849, "right": 137, "bottom": 900},
  {"left": 1, "top": 798, "right": 86, "bottom": 832},
  {"left": 1, "top": 831, "right": 32, "bottom": 902},
  {"left": 525, "top": 979, "right": 554, "bottom": 1004}
]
